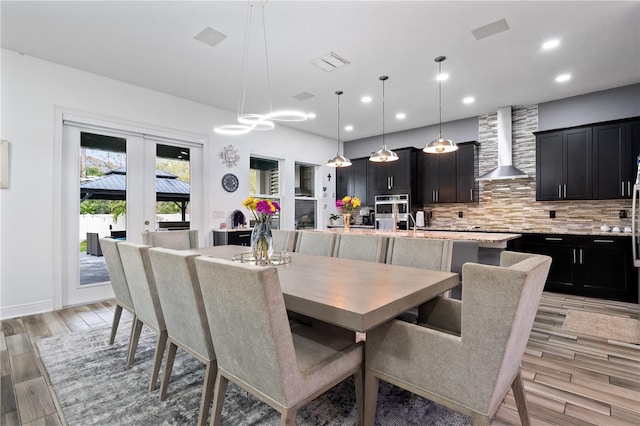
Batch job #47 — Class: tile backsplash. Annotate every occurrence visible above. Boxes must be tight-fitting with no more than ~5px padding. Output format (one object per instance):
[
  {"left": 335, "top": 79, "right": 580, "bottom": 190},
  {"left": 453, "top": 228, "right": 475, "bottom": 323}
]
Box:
[{"left": 422, "top": 104, "right": 633, "bottom": 234}]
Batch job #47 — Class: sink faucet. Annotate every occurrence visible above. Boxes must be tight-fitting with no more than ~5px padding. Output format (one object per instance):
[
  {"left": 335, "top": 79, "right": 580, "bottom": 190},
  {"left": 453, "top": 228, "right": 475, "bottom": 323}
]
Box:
[{"left": 408, "top": 213, "right": 417, "bottom": 237}]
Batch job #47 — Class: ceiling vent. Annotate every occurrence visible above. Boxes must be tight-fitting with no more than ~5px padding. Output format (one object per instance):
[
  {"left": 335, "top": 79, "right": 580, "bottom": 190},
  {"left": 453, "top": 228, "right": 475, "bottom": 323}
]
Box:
[
  {"left": 311, "top": 52, "right": 350, "bottom": 72},
  {"left": 477, "top": 106, "right": 529, "bottom": 181},
  {"left": 471, "top": 18, "right": 510, "bottom": 40}
]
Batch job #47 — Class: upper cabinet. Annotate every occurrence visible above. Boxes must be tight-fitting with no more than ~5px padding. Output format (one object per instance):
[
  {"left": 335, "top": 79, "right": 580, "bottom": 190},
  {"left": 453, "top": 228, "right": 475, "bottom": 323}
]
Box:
[
  {"left": 420, "top": 141, "right": 479, "bottom": 204},
  {"left": 370, "top": 148, "right": 416, "bottom": 196},
  {"left": 336, "top": 157, "right": 372, "bottom": 205},
  {"left": 536, "top": 117, "right": 640, "bottom": 201}
]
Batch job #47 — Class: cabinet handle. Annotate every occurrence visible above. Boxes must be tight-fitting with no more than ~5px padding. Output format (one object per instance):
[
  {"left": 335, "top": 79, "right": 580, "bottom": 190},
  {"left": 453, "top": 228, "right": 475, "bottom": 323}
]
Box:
[
  {"left": 593, "top": 239, "right": 614, "bottom": 243},
  {"left": 563, "top": 185, "right": 567, "bottom": 199},
  {"left": 391, "top": 176, "right": 394, "bottom": 188},
  {"left": 573, "top": 248, "right": 576, "bottom": 263},
  {"left": 432, "top": 191, "right": 436, "bottom": 202},
  {"left": 622, "top": 181, "right": 625, "bottom": 197},
  {"left": 628, "top": 181, "right": 632, "bottom": 196},
  {"left": 470, "top": 189, "right": 473, "bottom": 201},
  {"left": 579, "top": 248, "right": 583, "bottom": 264},
  {"left": 436, "top": 191, "right": 439, "bottom": 202},
  {"left": 558, "top": 185, "right": 562, "bottom": 199},
  {"left": 545, "top": 237, "right": 563, "bottom": 241}
]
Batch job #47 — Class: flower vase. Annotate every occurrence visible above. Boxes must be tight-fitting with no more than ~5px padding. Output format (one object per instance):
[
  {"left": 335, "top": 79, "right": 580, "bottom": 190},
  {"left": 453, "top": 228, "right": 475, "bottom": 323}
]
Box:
[
  {"left": 343, "top": 213, "right": 351, "bottom": 232},
  {"left": 251, "top": 222, "right": 273, "bottom": 265}
]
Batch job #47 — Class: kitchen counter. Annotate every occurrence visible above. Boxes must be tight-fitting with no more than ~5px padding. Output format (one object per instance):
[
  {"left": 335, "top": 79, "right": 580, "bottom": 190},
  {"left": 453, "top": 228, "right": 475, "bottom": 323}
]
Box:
[{"left": 325, "top": 228, "right": 520, "bottom": 249}]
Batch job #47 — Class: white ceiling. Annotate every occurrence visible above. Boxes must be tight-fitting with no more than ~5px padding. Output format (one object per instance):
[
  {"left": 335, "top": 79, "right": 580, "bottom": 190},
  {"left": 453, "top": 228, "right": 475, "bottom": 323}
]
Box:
[{"left": 2, "top": 1, "right": 639, "bottom": 142}]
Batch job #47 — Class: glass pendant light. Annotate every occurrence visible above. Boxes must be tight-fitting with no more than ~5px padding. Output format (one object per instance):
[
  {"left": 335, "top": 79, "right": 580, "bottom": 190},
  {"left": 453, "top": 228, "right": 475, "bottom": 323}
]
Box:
[
  {"left": 327, "top": 90, "right": 351, "bottom": 167},
  {"left": 424, "top": 56, "right": 458, "bottom": 154},
  {"left": 369, "top": 76, "right": 399, "bottom": 162}
]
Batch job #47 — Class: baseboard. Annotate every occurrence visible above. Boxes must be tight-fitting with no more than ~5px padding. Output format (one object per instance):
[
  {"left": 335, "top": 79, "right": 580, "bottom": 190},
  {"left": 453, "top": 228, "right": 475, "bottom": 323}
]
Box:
[{"left": 0, "top": 299, "right": 54, "bottom": 320}]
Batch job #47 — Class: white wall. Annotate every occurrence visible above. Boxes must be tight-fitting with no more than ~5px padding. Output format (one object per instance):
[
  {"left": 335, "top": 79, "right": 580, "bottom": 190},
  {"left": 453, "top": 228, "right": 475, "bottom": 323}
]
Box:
[{"left": 0, "top": 49, "right": 336, "bottom": 319}]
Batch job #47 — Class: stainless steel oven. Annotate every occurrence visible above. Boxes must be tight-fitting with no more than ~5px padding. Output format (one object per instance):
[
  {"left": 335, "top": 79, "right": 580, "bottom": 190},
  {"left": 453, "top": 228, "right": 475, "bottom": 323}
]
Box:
[{"left": 375, "top": 194, "right": 409, "bottom": 230}]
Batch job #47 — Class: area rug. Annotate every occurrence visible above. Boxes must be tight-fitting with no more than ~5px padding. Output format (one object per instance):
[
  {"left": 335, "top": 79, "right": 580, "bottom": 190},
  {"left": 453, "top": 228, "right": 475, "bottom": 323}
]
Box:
[
  {"left": 35, "top": 326, "right": 471, "bottom": 425},
  {"left": 562, "top": 309, "right": 640, "bottom": 344}
]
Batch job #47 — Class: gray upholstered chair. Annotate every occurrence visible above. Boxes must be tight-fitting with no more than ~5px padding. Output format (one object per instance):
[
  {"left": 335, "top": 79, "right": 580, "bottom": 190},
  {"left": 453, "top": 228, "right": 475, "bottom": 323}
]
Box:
[
  {"left": 99, "top": 237, "right": 136, "bottom": 347},
  {"left": 333, "top": 234, "right": 388, "bottom": 263},
  {"left": 271, "top": 229, "right": 296, "bottom": 252},
  {"left": 294, "top": 230, "right": 337, "bottom": 256},
  {"left": 148, "top": 248, "right": 216, "bottom": 426},
  {"left": 449, "top": 240, "right": 479, "bottom": 300},
  {"left": 365, "top": 251, "right": 552, "bottom": 426},
  {"left": 386, "top": 237, "right": 453, "bottom": 322},
  {"left": 117, "top": 241, "right": 167, "bottom": 392},
  {"left": 142, "top": 229, "right": 199, "bottom": 250},
  {"left": 194, "top": 257, "right": 364, "bottom": 426}
]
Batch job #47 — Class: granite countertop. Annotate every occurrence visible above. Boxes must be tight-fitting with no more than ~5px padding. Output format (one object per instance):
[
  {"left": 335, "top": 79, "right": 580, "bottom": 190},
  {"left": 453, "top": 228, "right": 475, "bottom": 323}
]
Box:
[{"left": 417, "top": 227, "right": 633, "bottom": 237}]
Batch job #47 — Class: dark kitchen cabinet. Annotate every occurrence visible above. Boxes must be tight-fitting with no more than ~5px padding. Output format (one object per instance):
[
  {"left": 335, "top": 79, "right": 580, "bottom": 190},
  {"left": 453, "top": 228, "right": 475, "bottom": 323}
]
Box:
[
  {"left": 420, "top": 141, "right": 478, "bottom": 204},
  {"left": 536, "top": 127, "right": 592, "bottom": 200},
  {"left": 508, "top": 233, "right": 637, "bottom": 303},
  {"left": 371, "top": 148, "right": 417, "bottom": 197},
  {"left": 593, "top": 120, "right": 640, "bottom": 199},
  {"left": 212, "top": 229, "right": 251, "bottom": 246},
  {"left": 335, "top": 157, "right": 372, "bottom": 205}
]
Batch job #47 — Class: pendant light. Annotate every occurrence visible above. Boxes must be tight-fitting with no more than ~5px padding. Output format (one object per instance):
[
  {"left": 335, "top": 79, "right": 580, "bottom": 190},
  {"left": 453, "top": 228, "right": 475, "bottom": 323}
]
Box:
[
  {"left": 423, "top": 56, "right": 458, "bottom": 154},
  {"left": 327, "top": 90, "right": 352, "bottom": 167},
  {"left": 369, "top": 76, "right": 399, "bottom": 162},
  {"left": 214, "top": 2, "right": 307, "bottom": 135}
]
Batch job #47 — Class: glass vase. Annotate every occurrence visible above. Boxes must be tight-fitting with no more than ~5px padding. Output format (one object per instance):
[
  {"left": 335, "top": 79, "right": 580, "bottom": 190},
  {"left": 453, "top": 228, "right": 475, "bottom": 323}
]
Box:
[
  {"left": 251, "top": 222, "right": 273, "bottom": 265},
  {"left": 343, "top": 213, "right": 351, "bottom": 232}
]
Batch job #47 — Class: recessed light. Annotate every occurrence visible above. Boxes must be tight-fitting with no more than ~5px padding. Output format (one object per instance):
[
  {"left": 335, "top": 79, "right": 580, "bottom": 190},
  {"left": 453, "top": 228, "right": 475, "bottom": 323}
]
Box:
[
  {"left": 361, "top": 96, "right": 372, "bottom": 103},
  {"left": 555, "top": 73, "right": 571, "bottom": 83},
  {"left": 307, "top": 112, "right": 316, "bottom": 119},
  {"left": 463, "top": 96, "right": 475, "bottom": 104},
  {"left": 436, "top": 73, "right": 449, "bottom": 81},
  {"left": 542, "top": 39, "right": 560, "bottom": 50},
  {"left": 396, "top": 112, "right": 406, "bottom": 120},
  {"left": 344, "top": 125, "right": 354, "bottom": 131}
]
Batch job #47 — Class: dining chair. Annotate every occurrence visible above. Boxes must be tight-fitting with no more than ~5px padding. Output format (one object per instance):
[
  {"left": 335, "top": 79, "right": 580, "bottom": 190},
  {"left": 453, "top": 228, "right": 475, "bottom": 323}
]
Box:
[
  {"left": 271, "top": 229, "right": 296, "bottom": 252},
  {"left": 194, "top": 257, "right": 364, "bottom": 426},
  {"left": 117, "top": 241, "right": 167, "bottom": 392},
  {"left": 142, "top": 229, "right": 199, "bottom": 250},
  {"left": 148, "top": 248, "right": 217, "bottom": 426},
  {"left": 365, "top": 251, "right": 552, "bottom": 426},
  {"left": 333, "top": 234, "right": 388, "bottom": 263},
  {"left": 449, "top": 240, "right": 479, "bottom": 300},
  {"left": 294, "top": 230, "right": 337, "bottom": 256},
  {"left": 99, "top": 237, "right": 136, "bottom": 348},
  {"left": 385, "top": 237, "right": 453, "bottom": 322}
]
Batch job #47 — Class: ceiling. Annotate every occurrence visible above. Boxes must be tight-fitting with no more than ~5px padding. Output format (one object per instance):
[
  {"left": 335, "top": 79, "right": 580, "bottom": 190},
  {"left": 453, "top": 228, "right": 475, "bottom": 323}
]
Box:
[{"left": 2, "top": 1, "right": 639, "bottom": 142}]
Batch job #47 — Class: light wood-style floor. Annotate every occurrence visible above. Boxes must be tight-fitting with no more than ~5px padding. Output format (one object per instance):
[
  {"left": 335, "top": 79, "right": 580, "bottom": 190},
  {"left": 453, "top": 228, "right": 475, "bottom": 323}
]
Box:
[{"left": 1, "top": 293, "right": 638, "bottom": 425}]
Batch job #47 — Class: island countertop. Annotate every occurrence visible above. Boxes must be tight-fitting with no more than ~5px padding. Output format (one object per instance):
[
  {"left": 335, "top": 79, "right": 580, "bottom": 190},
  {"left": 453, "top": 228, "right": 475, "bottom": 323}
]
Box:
[{"left": 324, "top": 228, "right": 521, "bottom": 248}]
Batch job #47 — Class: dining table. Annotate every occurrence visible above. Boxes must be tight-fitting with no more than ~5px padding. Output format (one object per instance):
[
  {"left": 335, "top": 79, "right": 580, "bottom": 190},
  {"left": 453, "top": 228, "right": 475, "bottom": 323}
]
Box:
[{"left": 184, "top": 245, "right": 459, "bottom": 333}]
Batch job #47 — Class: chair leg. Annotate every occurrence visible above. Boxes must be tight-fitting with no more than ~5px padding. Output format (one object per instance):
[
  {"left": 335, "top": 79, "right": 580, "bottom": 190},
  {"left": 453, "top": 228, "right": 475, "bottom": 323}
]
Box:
[
  {"left": 511, "top": 370, "right": 531, "bottom": 426},
  {"left": 363, "top": 369, "right": 380, "bottom": 425},
  {"left": 109, "top": 304, "right": 123, "bottom": 345},
  {"left": 198, "top": 360, "right": 218, "bottom": 426},
  {"left": 471, "top": 414, "right": 491, "bottom": 426},
  {"left": 149, "top": 330, "right": 168, "bottom": 392},
  {"left": 210, "top": 373, "right": 228, "bottom": 426},
  {"left": 127, "top": 318, "right": 143, "bottom": 367},
  {"left": 354, "top": 369, "right": 364, "bottom": 426},
  {"left": 159, "top": 342, "right": 177, "bottom": 400},
  {"left": 280, "top": 408, "right": 296, "bottom": 426}
]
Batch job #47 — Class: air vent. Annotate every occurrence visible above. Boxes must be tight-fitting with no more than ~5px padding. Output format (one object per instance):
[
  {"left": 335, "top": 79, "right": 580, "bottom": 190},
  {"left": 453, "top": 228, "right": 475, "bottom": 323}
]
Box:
[
  {"left": 311, "top": 52, "right": 350, "bottom": 72},
  {"left": 471, "top": 19, "right": 509, "bottom": 40},
  {"left": 293, "top": 91, "right": 315, "bottom": 101},
  {"left": 194, "top": 27, "right": 228, "bottom": 48}
]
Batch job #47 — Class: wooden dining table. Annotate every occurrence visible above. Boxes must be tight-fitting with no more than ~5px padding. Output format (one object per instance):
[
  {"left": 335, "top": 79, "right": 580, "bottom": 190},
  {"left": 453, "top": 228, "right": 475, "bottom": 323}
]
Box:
[{"left": 185, "top": 245, "right": 458, "bottom": 333}]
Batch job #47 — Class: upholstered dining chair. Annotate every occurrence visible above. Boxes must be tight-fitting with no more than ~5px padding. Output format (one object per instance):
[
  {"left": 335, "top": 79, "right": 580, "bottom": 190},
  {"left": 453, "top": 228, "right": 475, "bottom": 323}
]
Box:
[
  {"left": 194, "top": 257, "right": 364, "bottom": 426},
  {"left": 271, "top": 229, "right": 296, "bottom": 252},
  {"left": 142, "top": 229, "right": 199, "bottom": 250},
  {"left": 148, "top": 248, "right": 217, "bottom": 426},
  {"left": 449, "top": 240, "right": 479, "bottom": 300},
  {"left": 365, "top": 251, "right": 552, "bottom": 426},
  {"left": 385, "top": 237, "right": 453, "bottom": 322},
  {"left": 117, "top": 241, "right": 167, "bottom": 392},
  {"left": 99, "top": 237, "right": 136, "bottom": 347},
  {"left": 294, "top": 230, "right": 337, "bottom": 256},
  {"left": 333, "top": 234, "right": 388, "bottom": 263}
]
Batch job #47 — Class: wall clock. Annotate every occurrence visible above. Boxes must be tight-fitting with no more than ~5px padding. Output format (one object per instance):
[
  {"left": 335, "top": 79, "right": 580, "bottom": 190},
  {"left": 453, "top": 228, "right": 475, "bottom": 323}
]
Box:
[{"left": 221, "top": 173, "right": 239, "bottom": 192}]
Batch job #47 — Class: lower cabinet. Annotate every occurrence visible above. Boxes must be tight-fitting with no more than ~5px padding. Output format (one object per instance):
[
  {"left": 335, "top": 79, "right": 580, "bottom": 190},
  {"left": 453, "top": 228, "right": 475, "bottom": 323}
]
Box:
[
  {"left": 508, "top": 234, "right": 638, "bottom": 303},
  {"left": 212, "top": 229, "right": 252, "bottom": 246}
]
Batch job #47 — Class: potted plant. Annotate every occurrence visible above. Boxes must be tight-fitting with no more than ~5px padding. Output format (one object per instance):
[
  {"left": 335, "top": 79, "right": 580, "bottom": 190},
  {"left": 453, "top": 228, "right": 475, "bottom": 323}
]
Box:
[{"left": 329, "top": 213, "right": 340, "bottom": 225}]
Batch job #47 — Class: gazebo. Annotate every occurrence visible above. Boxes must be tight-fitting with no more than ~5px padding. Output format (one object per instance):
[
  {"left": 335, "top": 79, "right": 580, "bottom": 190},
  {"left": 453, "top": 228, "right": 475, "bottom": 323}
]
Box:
[{"left": 80, "top": 167, "right": 191, "bottom": 221}]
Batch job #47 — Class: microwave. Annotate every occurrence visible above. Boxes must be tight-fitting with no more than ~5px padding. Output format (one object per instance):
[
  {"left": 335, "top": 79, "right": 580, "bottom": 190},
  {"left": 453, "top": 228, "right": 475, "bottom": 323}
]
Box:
[{"left": 374, "top": 194, "right": 409, "bottom": 229}]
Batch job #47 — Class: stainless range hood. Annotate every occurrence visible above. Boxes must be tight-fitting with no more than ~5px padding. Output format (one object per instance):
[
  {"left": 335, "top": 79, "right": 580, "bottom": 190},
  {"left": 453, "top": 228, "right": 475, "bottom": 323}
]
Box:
[{"left": 477, "top": 106, "right": 529, "bottom": 181}]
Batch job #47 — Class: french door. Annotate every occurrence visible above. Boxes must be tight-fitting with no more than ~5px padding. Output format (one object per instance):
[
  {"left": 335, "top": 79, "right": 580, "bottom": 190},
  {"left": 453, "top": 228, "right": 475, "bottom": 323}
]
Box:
[{"left": 60, "top": 116, "right": 203, "bottom": 307}]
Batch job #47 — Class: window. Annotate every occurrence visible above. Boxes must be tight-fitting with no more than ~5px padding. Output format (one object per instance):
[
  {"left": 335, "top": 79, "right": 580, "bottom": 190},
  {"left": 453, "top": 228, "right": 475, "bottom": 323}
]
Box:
[
  {"left": 294, "top": 162, "right": 317, "bottom": 229},
  {"left": 249, "top": 156, "right": 280, "bottom": 228}
]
